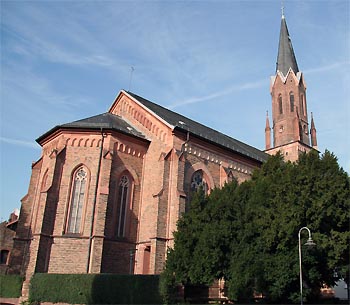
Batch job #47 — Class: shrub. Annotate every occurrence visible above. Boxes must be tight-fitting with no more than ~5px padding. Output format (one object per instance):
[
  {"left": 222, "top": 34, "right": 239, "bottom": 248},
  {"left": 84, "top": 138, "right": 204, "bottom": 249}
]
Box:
[
  {"left": 29, "top": 273, "right": 162, "bottom": 304},
  {"left": 0, "top": 274, "right": 24, "bottom": 298}
]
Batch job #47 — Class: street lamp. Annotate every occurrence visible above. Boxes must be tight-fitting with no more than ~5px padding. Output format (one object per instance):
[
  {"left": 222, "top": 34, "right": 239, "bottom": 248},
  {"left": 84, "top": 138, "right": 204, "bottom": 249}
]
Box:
[{"left": 298, "top": 226, "right": 316, "bottom": 305}]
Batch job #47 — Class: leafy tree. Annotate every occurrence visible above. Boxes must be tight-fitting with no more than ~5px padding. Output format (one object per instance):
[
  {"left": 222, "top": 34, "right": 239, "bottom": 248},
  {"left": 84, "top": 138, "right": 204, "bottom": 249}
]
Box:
[{"left": 161, "top": 151, "right": 350, "bottom": 303}]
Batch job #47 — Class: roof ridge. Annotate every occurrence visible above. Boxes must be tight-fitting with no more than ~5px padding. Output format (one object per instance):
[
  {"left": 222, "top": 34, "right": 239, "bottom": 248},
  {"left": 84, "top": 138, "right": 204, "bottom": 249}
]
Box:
[{"left": 127, "top": 91, "right": 267, "bottom": 162}]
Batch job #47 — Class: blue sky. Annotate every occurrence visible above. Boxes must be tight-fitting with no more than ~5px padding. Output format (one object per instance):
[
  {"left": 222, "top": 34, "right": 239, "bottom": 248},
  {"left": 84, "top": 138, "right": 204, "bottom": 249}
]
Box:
[{"left": 1, "top": 0, "right": 349, "bottom": 220}]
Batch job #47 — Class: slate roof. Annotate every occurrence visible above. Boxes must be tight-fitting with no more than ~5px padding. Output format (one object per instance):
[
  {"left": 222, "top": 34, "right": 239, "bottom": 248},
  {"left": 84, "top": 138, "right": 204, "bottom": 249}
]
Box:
[
  {"left": 37, "top": 91, "right": 267, "bottom": 163},
  {"left": 276, "top": 15, "right": 299, "bottom": 76},
  {"left": 127, "top": 92, "right": 268, "bottom": 162},
  {"left": 36, "top": 112, "right": 147, "bottom": 143}
]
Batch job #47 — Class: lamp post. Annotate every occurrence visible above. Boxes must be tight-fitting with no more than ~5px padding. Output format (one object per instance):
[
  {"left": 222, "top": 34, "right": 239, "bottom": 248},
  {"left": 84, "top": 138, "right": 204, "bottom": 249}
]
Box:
[{"left": 298, "top": 227, "right": 316, "bottom": 305}]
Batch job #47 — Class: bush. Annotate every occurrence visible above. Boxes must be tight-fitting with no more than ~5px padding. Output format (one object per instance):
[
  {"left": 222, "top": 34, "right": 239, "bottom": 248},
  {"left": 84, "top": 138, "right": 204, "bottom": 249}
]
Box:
[
  {"left": 0, "top": 274, "right": 24, "bottom": 298},
  {"left": 29, "top": 273, "right": 162, "bottom": 304},
  {"left": 159, "top": 269, "right": 179, "bottom": 304}
]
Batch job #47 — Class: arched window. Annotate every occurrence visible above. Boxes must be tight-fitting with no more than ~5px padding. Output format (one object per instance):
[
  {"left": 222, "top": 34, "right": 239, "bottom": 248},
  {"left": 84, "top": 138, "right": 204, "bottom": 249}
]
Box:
[
  {"left": 300, "top": 94, "right": 305, "bottom": 116},
  {"left": 227, "top": 171, "right": 234, "bottom": 183},
  {"left": 290, "top": 92, "right": 294, "bottom": 112},
  {"left": 67, "top": 167, "right": 87, "bottom": 234},
  {"left": 116, "top": 175, "right": 131, "bottom": 237},
  {"left": 303, "top": 125, "right": 308, "bottom": 134},
  {"left": 191, "top": 170, "right": 208, "bottom": 194},
  {"left": 278, "top": 95, "right": 283, "bottom": 114}
]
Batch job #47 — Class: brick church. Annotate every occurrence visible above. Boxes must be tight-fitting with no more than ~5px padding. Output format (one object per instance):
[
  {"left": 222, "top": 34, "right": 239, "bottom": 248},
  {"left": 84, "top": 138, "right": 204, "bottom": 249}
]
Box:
[{"left": 6, "top": 11, "right": 317, "bottom": 292}]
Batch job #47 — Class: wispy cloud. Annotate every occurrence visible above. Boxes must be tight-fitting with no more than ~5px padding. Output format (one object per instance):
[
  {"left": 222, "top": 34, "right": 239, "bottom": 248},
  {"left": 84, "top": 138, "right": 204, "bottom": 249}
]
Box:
[
  {"left": 2, "top": 4, "right": 128, "bottom": 72},
  {"left": 2, "top": 62, "right": 94, "bottom": 109},
  {"left": 168, "top": 78, "right": 266, "bottom": 109},
  {"left": 304, "top": 61, "right": 350, "bottom": 74},
  {"left": 0, "top": 137, "right": 40, "bottom": 149}
]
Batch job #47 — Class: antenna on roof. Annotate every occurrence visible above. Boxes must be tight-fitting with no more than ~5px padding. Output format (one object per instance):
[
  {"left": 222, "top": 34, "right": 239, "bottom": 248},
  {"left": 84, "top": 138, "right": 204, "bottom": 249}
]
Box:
[
  {"left": 128, "top": 66, "right": 135, "bottom": 92},
  {"left": 281, "top": 0, "right": 285, "bottom": 18}
]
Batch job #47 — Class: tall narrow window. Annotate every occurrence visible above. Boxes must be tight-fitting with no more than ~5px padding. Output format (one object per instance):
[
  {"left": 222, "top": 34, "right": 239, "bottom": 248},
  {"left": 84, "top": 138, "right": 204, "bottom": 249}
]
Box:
[
  {"left": 278, "top": 95, "right": 283, "bottom": 114},
  {"left": 117, "top": 175, "right": 130, "bottom": 237},
  {"left": 300, "top": 94, "right": 305, "bottom": 116},
  {"left": 67, "top": 167, "right": 87, "bottom": 234},
  {"left": 191, "top": 170, "right": 208, "bottom": 194},
  {"left": 290, "top": 92, "right": 294, "bottom": 112}
]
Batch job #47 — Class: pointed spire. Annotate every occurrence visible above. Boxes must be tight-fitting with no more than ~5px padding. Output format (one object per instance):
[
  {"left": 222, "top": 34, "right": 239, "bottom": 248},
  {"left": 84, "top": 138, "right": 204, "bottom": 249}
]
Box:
[
  {"left": 276, "top": 13, "right": 299, "bottom": 76},
  {"left": 265, "top": 111, "right": 271, "bottom": 150},
  {"left": 310, "top": 112, "right": 318, "bottom": 149},
  {"left": 265, "top": 111, "right": 271, "bottom": 130},
  {"left": 310, "top": 112, "right": 316, "bottom": 129}
]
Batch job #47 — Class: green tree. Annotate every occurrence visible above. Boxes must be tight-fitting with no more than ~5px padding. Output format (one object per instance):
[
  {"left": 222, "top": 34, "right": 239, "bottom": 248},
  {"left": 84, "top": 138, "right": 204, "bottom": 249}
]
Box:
[{"left": 161, "top": 151, "right": 350, "bottom": 304}]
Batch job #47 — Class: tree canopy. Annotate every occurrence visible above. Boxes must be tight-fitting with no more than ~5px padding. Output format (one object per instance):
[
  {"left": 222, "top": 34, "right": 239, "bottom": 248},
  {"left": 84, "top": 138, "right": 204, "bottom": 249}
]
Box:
[{"left": 161, "top": 151, "right": 350, "bottom": 303}]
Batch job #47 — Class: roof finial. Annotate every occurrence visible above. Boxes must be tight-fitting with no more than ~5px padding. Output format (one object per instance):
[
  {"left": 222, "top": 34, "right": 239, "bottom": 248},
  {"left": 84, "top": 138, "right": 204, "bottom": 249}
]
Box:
[{"left": 281, "top": 0, "right": 285, "bottom": 19}]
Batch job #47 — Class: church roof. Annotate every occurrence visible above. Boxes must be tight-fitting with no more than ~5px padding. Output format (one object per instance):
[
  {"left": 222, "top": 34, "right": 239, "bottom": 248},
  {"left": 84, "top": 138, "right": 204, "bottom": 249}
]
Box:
[
  {"left": 36, "top": 112, "right": 147, "bottom": 143},
  {"left": 127, "top": 92, "right": 267, "bottom": 162},
  {"left": 276, "top": 15, "right": 299, "bottom": 76},
  {"left": 37, "top": 91, "right": 267, "bottom": 163}
]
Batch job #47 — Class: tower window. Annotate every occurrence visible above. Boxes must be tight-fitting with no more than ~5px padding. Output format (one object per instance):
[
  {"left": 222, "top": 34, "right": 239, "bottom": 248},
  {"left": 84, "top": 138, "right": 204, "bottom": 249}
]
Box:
[
  {"left": 278, "top": 95, "right": 283, "bottom": 114},
  {"left": 303, "top": 125, "right": 308, "bottom": 134},
  {"left": 300, "top": 94, "right": 305, "bottom": 116},
  {"left": 67, "top": 167, "right": 87, "bottom": 234},
  {"left": 290, "top": 92, "right": 294, "bottom": 112}
]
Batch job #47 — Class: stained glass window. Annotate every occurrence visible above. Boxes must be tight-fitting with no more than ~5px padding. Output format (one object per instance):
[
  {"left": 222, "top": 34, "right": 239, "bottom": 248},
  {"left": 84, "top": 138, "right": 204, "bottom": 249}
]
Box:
[
  {"left": 117, "top": 175, "right": 129, "bottom": 237},
  {"left": 227, "top": 171, "right": 234, "bottom": 183},
  {"left": 191, "top": 170, "right": 208, "bottom": 194},
  {"left": 67, "top": 167, "right": 87, "bottom": 234}
]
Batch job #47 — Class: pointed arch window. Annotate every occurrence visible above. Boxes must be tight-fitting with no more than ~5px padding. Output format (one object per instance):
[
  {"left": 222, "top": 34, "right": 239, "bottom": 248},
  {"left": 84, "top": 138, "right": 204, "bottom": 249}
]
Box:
[
  {"left": 300, "top": 94, "right": 305, "bottom": 116},
  {"left": 278, "top": 95, "right": 283, "bottom": 114},
  {"left": 227, "top": 170, "right": 234, "bottom": 183},
  {"left": 191, "top": 170, "right": 208, "bottom": 194},
  {"left": 116, "top": 175, "right": 131, "bottom": 237},
  {"left": 290, "top": 92, "right": 294, "bottom": 112},
  {"left": 67, "top": 167, "right": 87, "bottom": 234}
]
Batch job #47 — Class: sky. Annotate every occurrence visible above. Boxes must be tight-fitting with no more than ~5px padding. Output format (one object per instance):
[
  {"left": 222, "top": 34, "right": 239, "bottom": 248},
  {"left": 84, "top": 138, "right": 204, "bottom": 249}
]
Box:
[{"left": 0, "top": 0, "right": 349, "bottom": 220}]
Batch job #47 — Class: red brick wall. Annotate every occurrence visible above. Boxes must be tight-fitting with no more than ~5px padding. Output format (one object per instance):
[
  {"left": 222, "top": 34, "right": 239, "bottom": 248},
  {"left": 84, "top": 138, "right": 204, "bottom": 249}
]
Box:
[
  {"left": 271, "top": 72, "right": 310, "bottom": 148},
  {"left": 10, "top": 91, "right": 264, "bottom": 282},
  {"left": 0, "top": 221, "right": 16, "bottom": 274},
  {"left": 48, "top": 236, "right": 89, "bottom": 273}
]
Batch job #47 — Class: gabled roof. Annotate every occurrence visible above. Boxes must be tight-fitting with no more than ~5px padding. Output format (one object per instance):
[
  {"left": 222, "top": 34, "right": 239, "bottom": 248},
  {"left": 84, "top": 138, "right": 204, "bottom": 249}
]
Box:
[
  {"left": 127, "top": 92, "right": 268, "bottom": 162},
  {"left": 36, "top": 112, "right": 147, "bottom": 144},
  {"left": 37, "top": 91, "right": 267, "bottom": 163},
  {"left": 276, "top": 15, "right": 299, "bottom": 76}
]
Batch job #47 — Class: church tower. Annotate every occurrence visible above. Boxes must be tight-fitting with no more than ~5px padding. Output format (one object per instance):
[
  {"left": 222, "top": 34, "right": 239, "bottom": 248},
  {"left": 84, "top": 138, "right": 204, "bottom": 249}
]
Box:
[{"left": 265, "top": 11, "right": 318, "bottom": 162}]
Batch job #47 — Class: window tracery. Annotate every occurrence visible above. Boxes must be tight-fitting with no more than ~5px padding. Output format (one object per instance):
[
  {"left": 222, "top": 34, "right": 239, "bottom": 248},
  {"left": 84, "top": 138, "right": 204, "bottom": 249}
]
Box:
[
  {"left": 67, "top": 167, "right": 87, "bottom": 234},
  {"left": 116, "top": 175, "right": 130, "bottom": 237},
  {"left": 191, "top": 170, "right": 208, "bottom": 194}
]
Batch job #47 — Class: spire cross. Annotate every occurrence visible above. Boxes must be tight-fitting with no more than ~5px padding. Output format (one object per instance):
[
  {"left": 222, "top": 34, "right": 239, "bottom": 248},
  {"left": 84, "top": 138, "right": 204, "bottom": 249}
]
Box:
[{"left": 281, "top": 1, "right": 285, "bottom": 18}]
